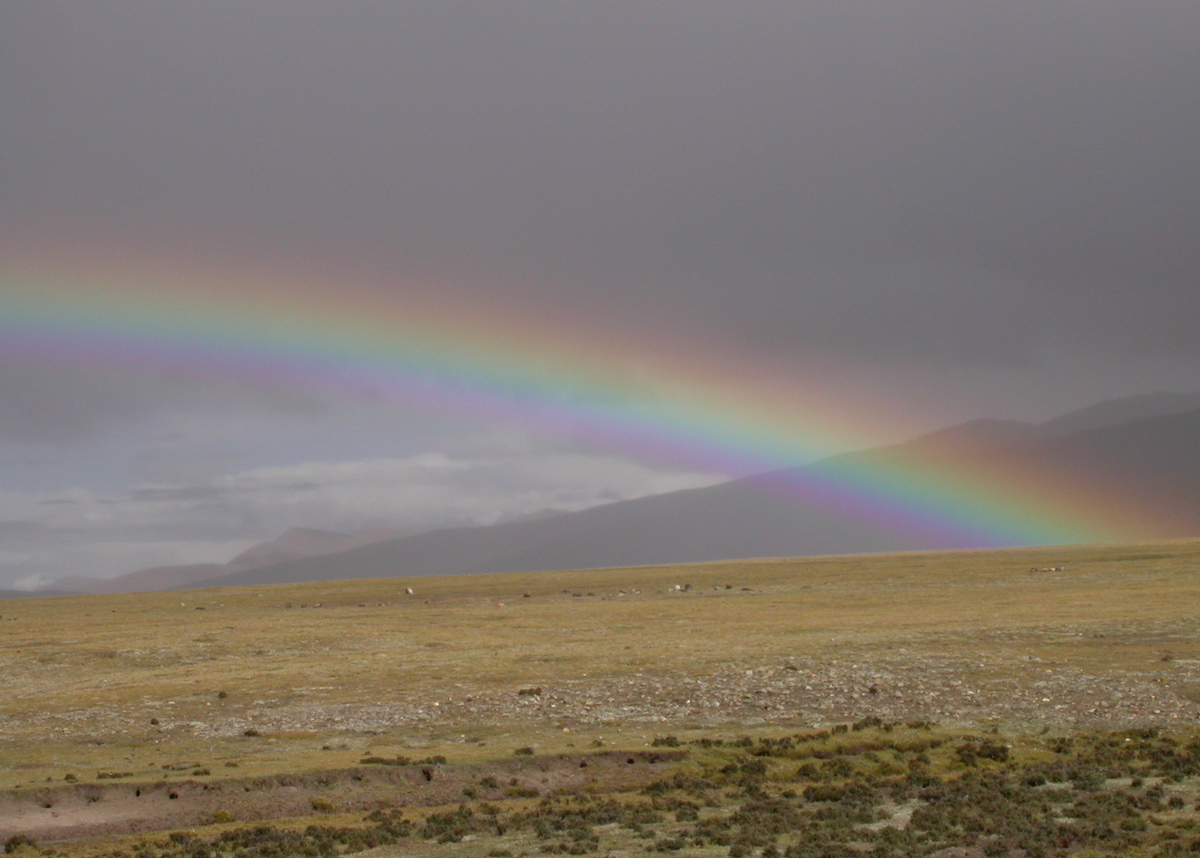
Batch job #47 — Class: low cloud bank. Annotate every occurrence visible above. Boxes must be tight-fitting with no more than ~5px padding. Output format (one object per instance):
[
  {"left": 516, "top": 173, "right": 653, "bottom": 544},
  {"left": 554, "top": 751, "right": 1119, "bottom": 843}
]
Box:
[{"left": 0, "top": 449, "right": 725, "bottom": 589}]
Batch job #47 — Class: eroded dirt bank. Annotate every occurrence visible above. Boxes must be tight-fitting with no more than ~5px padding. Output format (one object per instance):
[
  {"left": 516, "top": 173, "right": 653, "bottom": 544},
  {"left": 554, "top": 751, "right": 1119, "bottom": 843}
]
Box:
[{"left": 0, "top": 750, "right": 684, "bottom": 843}]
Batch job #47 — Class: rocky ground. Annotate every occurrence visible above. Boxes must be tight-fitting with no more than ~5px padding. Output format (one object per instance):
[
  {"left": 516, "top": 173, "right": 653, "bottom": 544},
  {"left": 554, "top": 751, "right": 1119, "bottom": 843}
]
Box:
[
  {"left": 4, "top": 647, "right": 1200, "bottom": 849},
  {"left": 8, "top": 645, "right": 1199, "bottom": 746}
]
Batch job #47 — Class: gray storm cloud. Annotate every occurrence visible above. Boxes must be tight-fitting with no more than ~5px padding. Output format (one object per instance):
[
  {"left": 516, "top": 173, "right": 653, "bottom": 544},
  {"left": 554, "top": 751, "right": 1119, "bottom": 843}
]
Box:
[
  {"left": 0, "top": 362, "right": 328, "bottom": 446},
  {"left": 3, "top": 1, "right": 1198, "bottom": 381}
]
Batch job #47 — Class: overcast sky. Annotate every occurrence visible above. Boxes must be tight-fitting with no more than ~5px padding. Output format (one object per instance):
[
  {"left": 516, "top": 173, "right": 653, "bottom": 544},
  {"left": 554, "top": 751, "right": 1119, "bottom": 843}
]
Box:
[{"left": 2, "top": 1, "right": 1199, "bottom": 587}]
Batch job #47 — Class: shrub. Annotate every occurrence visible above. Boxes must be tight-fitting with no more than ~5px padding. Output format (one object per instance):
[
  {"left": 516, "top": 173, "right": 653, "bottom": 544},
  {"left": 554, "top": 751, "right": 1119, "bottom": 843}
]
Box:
[
  {"left": 360, "top": 755, "right": 411, "bottom": 766},
  {"left": 955, "top": 739, "right": 1008, "bottom": 767},
  {"left": 4, "top": 835, "right": 37, "bottom": 854}
]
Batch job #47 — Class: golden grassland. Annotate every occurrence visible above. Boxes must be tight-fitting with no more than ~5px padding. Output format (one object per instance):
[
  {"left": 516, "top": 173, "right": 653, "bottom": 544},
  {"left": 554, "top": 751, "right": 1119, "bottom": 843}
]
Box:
[
  {"left": 3, "top": 538, "right": 1200, "bottom": 792},
  {"left": 4, "top": 539, "right": 1200, "bottom": 856}
]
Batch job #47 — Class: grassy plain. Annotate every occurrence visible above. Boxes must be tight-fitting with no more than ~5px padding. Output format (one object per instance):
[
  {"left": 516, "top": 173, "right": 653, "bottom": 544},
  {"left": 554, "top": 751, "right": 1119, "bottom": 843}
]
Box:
[{"left": 3, "top": 539, "right": 1200, "bottom": 854}]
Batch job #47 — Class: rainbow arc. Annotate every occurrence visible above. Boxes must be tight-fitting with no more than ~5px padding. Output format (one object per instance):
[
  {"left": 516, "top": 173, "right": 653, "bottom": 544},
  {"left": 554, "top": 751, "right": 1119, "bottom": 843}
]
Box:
[{"left": 0, "top": 254, "right": 1156, "bottom": 550}]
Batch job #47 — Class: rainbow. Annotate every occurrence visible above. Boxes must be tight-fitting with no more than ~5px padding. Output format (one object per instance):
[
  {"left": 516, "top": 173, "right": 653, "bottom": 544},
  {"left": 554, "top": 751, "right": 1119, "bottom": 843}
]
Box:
[{"left": 0, "top": 252, "right": 1165, "bottom": 549}]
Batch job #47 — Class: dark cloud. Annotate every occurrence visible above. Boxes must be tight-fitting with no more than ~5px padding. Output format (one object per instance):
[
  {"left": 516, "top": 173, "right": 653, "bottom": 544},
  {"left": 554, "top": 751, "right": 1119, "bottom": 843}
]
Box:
[
  {"left": 0, "top": 360, "right": 327, "bottom": 445},
  {"left": 0, "top": 363, "right": 152, "bottom": 444},
  {"left": 0, "top": 520, "right": 52, "bottom": 539},
  {"left": 3, "top": 2, "right": 1198, "bottom": 380},
  {"left": 122, "top": 485, "right": 226, "bottom": 503}
]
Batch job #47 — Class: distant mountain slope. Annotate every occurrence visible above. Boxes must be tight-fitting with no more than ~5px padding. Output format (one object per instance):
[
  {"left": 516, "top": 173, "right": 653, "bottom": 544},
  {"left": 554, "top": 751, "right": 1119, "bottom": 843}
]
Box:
[
  {"left": 880, "top": 417, "right": 1041, "bottom": 455},
  {"left": 56, "top": 563, "right": 223, "bottom": 594},
  {"left": 1019, "top": 407, "right": 1200, "bottom": 533},
  {"left": 185, "top": 475, "right": 924, "bottom": 589},
  {"left": 221, "top": 527, "right": 407, "bottom": 574},
  {"left": 185, "top": 398, "right": 1200, "bottom": 590},
  {"left": 53, "top": 527, "right": 407, "bottom": 594},
  {"left": 1037, "top": 390, "right": 1200, "bottom": 438},
  {"left": 0, "top": 588, "right": 73, "bottom": 601},
  {"left": 33, "top": 388, "right": 1191, "bottom": 594}
]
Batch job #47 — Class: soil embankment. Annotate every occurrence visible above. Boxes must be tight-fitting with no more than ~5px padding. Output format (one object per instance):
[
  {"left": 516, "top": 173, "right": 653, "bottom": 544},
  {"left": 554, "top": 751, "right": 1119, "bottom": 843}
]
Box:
[{"left": 0, "top": 751, "right": 683, "bottom": 843}]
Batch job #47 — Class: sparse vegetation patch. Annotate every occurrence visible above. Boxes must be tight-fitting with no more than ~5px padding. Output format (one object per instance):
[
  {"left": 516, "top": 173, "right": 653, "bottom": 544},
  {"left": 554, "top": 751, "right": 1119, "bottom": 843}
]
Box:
[{"left": 11, "top": 724, "right": 1200, "bottom": 858}]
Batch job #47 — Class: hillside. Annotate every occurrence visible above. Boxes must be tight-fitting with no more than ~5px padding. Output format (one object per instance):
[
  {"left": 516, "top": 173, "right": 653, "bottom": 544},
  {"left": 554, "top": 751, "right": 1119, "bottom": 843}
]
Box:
[
  {"left": 37, "top": 390, "right": 1200, "bottom": 595},
  {"left": 187, "top": 398, "right": 1200, "bottom": 590},
  {"left": 53, "top": 527, "right": 407, "bottom": 594}
]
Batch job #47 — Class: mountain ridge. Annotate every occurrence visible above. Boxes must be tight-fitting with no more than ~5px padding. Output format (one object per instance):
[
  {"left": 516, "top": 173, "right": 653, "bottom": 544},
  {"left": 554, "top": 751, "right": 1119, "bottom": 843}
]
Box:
[
  {"left": 48, "top": 526, "right": 408, "bottom": 595},
  {"left": 180, "top": 393, "right": 1200, "bottom": 591},
  {"left": 34, "top": 389, "right": 1200, "bottom": 595}
]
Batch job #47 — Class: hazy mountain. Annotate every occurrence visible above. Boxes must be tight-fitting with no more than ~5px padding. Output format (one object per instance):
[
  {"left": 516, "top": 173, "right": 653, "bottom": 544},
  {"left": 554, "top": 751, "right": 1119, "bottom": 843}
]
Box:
[
  {"left": 496, "top": 508, "right": 569, "bottom": 525},
  {"left": 879, "top": 417, "right": 1042, "bottom": 455},
  {"left": 1020, "top": 407, "right": 1200, "bottom": 533},
  {"left": 51, "top": 527, "right": 407, "bottom": 595},
  {"left": 183, "top": 475, "right": 917, "bottom": 590},
  {"left": 1037, "top": 391, "right": 1200, "bottom": 438},
  {"left": 0, "top": 588, "right": 72, "bottom": 601},
  {"left": 889, "top": 390, "right": 1200, "bottom": 453},
  {"left": 183, "top": 394, "right": 1200, "bottom": 590},
  {"left": 34, "top": 389, "right": 1197, "bottom": 595},
  {"left": 222, "top": 527, "right": 407, "bottom": 575},
  {"left": 55, "top": 563, "right": 223, "bottom": 595}
]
